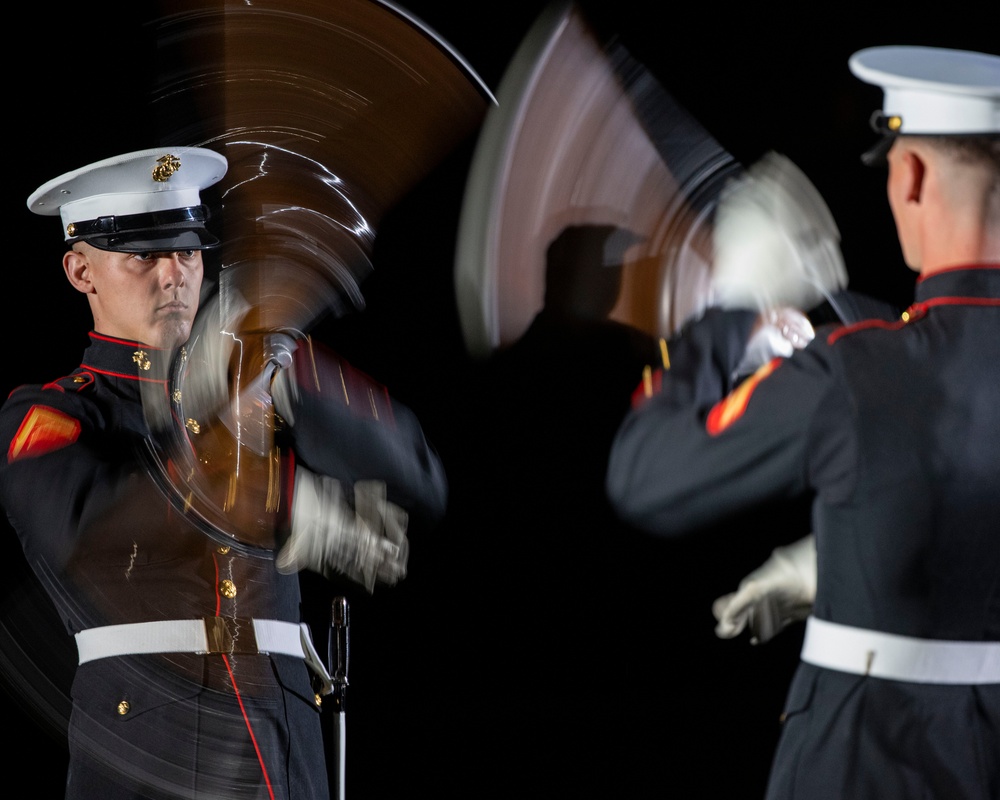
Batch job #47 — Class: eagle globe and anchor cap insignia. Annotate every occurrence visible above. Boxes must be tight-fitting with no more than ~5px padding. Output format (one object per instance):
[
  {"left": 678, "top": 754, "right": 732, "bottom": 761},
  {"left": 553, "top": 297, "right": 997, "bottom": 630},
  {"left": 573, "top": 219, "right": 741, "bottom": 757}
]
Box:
[{"left": 152, "top": 154, "right": 182, "bottom": 183}]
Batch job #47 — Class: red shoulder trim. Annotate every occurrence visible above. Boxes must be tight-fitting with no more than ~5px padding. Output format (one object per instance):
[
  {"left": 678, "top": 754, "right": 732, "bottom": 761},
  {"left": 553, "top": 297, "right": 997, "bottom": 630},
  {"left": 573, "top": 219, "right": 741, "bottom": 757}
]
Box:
[
  {"left": 827, "top": 317, "right": 906, "bottom": 345},
  {"left": 41, "top": 371, "right": 96, "bottom": 393}
]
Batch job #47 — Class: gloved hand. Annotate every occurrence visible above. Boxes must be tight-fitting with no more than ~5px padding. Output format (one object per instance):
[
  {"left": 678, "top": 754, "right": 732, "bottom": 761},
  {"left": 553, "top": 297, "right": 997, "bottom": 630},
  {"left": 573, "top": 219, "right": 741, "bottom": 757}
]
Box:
[
  {"left": 711, "top": 152, "right": 847, "bottom": 314},
  {"left": 712, "top": 534, "right": 816, "bottom": 644},
  {"left": 734, "top": 306, "right": 816, "bottom": 378},
  {"left": 164, "top": 289, "right": 298, "bottom": 456},
  {"left": 171, "top": 291, "right": 251, "bottom": 425},
  {"left": 270, "top": 360, "right": 298, "bottom": 427},
  {"left": 277, "top": 467, "right": 409, "bottom": 592}
]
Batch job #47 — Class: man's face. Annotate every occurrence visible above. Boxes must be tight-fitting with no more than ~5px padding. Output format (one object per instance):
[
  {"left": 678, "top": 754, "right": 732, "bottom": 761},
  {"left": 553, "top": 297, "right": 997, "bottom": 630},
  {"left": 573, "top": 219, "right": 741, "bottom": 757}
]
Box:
[{"left": 64, "top": 243, "right": 204, "bottom": 349}]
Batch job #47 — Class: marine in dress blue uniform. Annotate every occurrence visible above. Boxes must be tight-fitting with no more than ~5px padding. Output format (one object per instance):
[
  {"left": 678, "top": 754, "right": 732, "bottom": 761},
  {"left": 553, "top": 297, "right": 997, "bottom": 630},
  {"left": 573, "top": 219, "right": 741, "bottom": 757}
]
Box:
[
  {"left": 606, "top": 47, "right": 1000, "bottom": 799},
  {"left": 0, "top": 148, "right": 447, "bottom": 799}
]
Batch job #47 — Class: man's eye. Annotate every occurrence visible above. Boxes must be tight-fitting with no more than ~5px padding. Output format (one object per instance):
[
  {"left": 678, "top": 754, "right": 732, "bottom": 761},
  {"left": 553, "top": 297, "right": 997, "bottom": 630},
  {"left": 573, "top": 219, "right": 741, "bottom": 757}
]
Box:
[
  {"left": 181, "top": 250, "right": 197, "bottom": 258},
  {"left": 134, "top": 252, "right": 154, "bottom": 262}
]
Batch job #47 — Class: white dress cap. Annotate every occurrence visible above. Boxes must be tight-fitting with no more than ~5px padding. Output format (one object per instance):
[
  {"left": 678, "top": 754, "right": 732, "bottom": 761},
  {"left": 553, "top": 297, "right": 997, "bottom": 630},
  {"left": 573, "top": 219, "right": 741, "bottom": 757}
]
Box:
[
  {"left": 849, "top": 46, "right": 1000, "bottom": 135},
  {"left": 27, "top": 147, "right": 228, "bottom": 251}
]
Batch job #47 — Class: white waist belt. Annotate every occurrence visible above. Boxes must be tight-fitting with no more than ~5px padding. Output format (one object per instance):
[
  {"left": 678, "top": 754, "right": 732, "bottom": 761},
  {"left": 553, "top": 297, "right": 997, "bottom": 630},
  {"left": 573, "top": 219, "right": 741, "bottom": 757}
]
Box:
[
  {"left": 75, "top": 618, "right": 306, "bottom": 664},
  {"left": 801, "top": 616, "right": 1000, "bottom": 685}
]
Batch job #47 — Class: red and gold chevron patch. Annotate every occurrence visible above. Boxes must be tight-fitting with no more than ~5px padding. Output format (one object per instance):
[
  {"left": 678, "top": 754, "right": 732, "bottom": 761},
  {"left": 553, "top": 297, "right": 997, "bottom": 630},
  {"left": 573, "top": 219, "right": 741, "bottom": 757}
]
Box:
[
  {"left": 7, "top": 405, "right": 81, "bottom": 463},
  {"left": 706, "top": 358, "right": 781, "bottom": 436}
]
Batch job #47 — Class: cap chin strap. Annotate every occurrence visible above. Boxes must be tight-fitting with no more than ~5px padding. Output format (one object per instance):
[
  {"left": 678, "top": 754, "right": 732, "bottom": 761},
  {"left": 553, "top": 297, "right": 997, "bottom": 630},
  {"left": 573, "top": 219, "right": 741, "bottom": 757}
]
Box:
[
  {"left": 859, "top": 110, "right": 901, "bottom": 168},
  {"left": 67, "top": 204, "right": 211, "bottom": 241},
  {"left": 860, "top": 135, "right": 895, "bottom": 168}
]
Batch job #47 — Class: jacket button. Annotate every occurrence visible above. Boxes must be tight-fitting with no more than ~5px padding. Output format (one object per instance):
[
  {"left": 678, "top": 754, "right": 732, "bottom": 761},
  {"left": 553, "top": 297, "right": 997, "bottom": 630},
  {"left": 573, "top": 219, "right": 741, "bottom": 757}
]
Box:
[
  {"left": 220, "top": 579, "right": 237, "bottom": 599},
  {"left": 118, "top": 700, "right": 131, "bottom": 716}
]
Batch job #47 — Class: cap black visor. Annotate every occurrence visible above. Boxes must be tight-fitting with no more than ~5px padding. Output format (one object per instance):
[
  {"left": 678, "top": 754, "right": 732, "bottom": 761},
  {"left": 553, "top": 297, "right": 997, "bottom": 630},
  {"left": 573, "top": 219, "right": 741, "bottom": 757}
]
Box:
[{"left": 83, "top": 228, "right": 220, "bottom": 253}]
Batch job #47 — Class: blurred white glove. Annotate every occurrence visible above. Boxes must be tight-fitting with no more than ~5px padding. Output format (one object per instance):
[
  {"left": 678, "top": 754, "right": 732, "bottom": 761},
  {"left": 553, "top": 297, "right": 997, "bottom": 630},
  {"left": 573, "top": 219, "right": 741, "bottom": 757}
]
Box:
[
  {"left": 270, "top": 361, "right": 298, "bottom": 427},
  {"left": 711, "top": 152, "right": 847, "bottom": 313},
  {"left": 734, "top": 307, "right": 815, "bottom": 377},
  {"left": 177, "top": 291, "right": 252, "bottom": 423},
  {"left": 712, "top": 534, "right": 817, "bottom": 644},
  {"left": 277, "top": 468, "right": 409, "bottom": 592},
  {"left": 168, "top": 289, "right": 298, "bottom": 456}
]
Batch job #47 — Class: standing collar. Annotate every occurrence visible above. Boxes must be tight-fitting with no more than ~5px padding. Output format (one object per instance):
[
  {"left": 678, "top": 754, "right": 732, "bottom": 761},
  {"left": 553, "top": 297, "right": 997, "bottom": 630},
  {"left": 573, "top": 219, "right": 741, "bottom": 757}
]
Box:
[
  {"left": 80, "top": 332, "right": 177, "bottom": 382},
  {"left": 914, "top": 264, "right": 1000, "bottom": 303}
]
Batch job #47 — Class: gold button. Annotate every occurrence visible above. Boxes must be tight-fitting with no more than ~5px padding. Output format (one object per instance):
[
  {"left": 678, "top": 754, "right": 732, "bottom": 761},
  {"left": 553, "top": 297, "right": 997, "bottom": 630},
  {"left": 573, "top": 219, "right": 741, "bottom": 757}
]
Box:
[
  {"left": 118, "top": 700, "right": 131, "bottom": 716},
  {"left": 314, "top": 694, "right": 322, "bottom": 707},
  {"left": 217, "top": 545, "right": 231, "bottom": 555},
  {"left": 219, "top": 579, "right": 237, "bottom": 599},
  {"left": 73, "top": 376, "right": 86, "bottom": 384},
  {"left": 901, "top": 304, "right": 927, "bottom": 323}
]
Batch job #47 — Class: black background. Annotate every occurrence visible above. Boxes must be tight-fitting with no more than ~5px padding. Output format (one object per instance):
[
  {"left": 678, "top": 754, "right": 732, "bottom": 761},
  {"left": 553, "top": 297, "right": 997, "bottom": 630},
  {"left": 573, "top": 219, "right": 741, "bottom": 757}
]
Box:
[{"left": 3, "top": 2, "right": 996, "bottom": 798}]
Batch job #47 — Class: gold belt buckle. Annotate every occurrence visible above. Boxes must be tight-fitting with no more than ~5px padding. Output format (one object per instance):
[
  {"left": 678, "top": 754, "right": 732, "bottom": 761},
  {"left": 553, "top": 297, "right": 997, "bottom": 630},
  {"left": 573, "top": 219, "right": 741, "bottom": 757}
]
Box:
[{"left": 203, "top": 617, "right": 259, "bottom": 654}]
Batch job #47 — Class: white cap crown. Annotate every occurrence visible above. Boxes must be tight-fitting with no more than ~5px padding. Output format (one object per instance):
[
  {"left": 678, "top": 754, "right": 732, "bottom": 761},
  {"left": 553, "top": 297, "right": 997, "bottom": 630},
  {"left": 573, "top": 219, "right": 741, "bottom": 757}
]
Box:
[
  {"left": 27, "top": 147, "right": 228, "bottom": 252},
  {"left": 849, "top": 46, "right": 1000, "bottom": 136}
]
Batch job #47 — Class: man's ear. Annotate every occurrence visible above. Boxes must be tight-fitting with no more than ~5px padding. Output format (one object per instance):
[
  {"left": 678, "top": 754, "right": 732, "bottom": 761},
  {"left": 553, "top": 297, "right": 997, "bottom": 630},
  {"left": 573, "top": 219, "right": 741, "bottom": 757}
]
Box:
[
  {"left": 900, "top": 148, "right": 927, "bottom": 204},
  {"left": 63, "top": 249, "right": 93, "bottom": 294}
]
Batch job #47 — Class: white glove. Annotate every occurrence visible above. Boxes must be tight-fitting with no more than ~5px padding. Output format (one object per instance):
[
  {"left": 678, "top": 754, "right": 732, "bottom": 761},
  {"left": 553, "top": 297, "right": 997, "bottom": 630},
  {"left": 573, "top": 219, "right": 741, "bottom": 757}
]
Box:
[
  {"left": 711, "top": 152, "right": 847, "bottom": 313},
  {"left": 270, "top": 361, "right": 298, "bottom": 427},
  {"left": 169, "top": 290, "right": 298, "bottom": 456},
  {"left": 175, "top": 291, "right": 252, "bottom": 424},
  {"left": 277, "top": 468, "right": 409, "bottom": 592},
  {"left": 734, "top": 306, "right": 815, "bottom": 377},
  {"left": 712, "top": 534, "right": 816, "bottom": 644}
]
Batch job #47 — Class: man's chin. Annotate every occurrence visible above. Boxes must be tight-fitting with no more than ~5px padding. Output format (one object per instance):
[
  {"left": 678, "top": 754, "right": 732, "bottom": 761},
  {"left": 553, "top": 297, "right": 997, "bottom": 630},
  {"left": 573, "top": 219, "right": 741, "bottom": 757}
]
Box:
[{"left": 150, "top": 318, "right": 195, "bottom": 350}]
